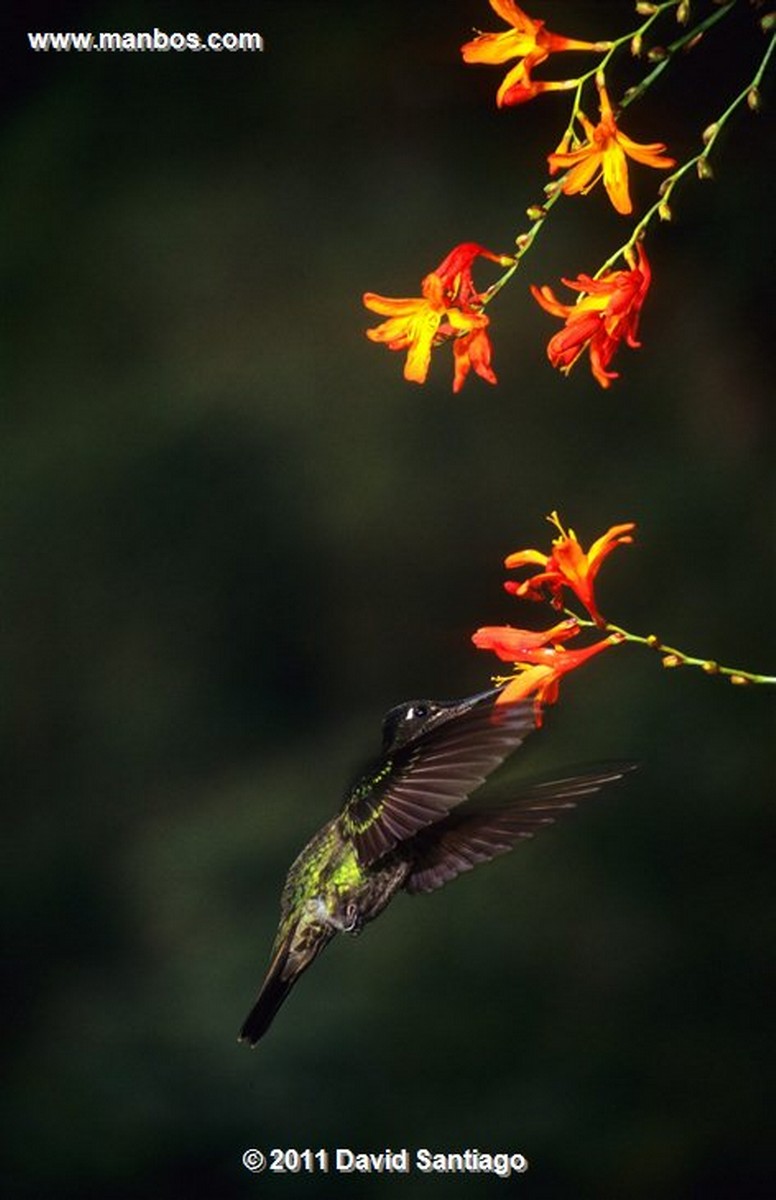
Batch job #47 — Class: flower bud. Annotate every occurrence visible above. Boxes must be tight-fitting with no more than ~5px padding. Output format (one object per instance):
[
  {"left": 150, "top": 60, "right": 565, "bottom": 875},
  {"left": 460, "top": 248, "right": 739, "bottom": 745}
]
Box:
[
  {"left": 658, "top": 201, "right": 672, "bottom": 222},
  {"left": 631, "top": 33, "right": 643, "bottom": 57},
  {"left": 636, "top": 2, "right": 659, "bottom": 13},
  {"left": 696, "top": 157, "right": 714, "bottom": 180},
  {"left": 647, "top": 45, "right": 667, "bottom": 62},
  {"left": 701, "top": 122, "right": 719, "bottom": 145},
  {"left": 730, "top": 674, "right": 750, "bottom": 686},
  {"left": 662, "top": 654, "right": 682, "bottom": 669},
  {"left": 677, "top": 0, "right": 691, "bottom": 24},
  {"left": 646, "top": 635, "right": 661, "bottom": 648},
  {"left": 760, "top": 12, "right": 776, "bottom": 34},
  {"left": 701, "top": 661, "right": 719, "bottom": 674},
  {"left": 526, "top": 205, "right": 547, "bottom": 221},
  {"left": 747, "top": 86, "right": 761, "bottom": 112}
]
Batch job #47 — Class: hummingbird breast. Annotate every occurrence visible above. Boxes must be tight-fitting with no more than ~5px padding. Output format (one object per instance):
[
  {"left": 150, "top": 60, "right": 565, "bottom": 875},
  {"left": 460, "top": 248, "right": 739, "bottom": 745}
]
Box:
[{"left": 324, "top": 843, "right": 410, "bottom": 932}]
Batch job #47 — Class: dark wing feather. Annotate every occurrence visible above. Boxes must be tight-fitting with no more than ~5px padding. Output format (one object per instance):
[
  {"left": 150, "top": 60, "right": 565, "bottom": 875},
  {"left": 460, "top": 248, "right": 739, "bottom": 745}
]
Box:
[
  {"left": 404, "top": 766, "right": 634, "bottom": 895},
  {"left": 341, "top": 699, "right": 538, "bottom": 867}
]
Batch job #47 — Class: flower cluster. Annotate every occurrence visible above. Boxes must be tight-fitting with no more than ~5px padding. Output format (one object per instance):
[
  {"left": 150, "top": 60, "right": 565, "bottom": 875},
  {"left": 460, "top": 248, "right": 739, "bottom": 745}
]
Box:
[
  {"left": 473, "top": 513, "right": 633, "bottom": 718},
  {"left": 530, "top": 242, "right": 651, "bottom": 388},
  {"left": 474, "top": 512, "right": 775, "bottom": 714},
  {"left": 363, "top": 242, "right": 512, "bottom": 393},
  {"left": 362, "top": 1, "right": 772, "bottom": 393}
]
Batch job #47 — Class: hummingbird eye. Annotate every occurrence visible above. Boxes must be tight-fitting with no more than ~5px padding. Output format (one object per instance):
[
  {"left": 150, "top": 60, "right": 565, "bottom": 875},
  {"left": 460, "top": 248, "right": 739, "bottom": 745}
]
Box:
[{"left": 407, "top": 703, "right": 428, "bottom": 720}]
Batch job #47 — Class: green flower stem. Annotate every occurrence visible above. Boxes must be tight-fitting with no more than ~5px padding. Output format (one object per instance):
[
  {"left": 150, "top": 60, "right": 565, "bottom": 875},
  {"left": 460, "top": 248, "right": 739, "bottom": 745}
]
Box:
[
  {"left": 597, "top": 23, "right": 776, "bottom": 276},
  {"left": 619, "top": 1, "right": 738, "bottom": 113},
  {"left": 480, "top": 184, "right": 565, "bottom": 304},
  {"left": 480, "top": 1, "right": 755, "bottom": 306},
  {"left": 566, "top": 0, "right": 684, "bottom": 132},
  {"left": 571, "top": 613, "right": 776, "bottom": 686},
  {"left": 481, "top": 2, "right": 682, "bottom": 305}
]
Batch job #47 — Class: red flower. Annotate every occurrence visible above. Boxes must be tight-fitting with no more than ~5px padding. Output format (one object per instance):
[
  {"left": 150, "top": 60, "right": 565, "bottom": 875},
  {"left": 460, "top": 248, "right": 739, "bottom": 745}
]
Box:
[
  {"left": 364, "top": 242, "right": 511, "bottom": 393},
  {"left": 472, "top": 619, "right": 622, "bottom": 720},
  {"left": 530, "top": 242, "right": 652, "bottom": 388},
  {"left": 504, "top": 511, "right": 635, "bottom": 626},
  {"left": 548, "top": 76, "right": 675, "bottom": 215},
  {"left": 461, "top": 0, "right": 605, "bottom": 107}
]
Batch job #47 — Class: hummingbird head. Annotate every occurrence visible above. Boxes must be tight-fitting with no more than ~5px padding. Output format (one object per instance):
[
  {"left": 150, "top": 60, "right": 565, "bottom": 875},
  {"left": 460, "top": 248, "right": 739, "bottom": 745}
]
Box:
[{"left": 380, "top": 688, "right": 500, "bottom": 754}]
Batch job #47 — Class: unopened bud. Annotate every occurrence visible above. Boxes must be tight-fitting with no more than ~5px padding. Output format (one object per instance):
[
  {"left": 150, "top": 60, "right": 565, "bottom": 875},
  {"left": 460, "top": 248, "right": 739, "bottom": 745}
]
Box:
[
  {"left": 677, "top": 0, "right": 691, "bottom": 24},
  {"left": 662, "top": 654, "right": 682, "bottom": 669},
  {"left": 684, "top": 32, "right": 704, "bottom": 51},
  {"left": 696, "top": 157, "right": 714, "bottom": 180},
  {"left": 701, "top": 660, "right": 720, "bottom": 674},
  {"left": 747, "top": 86, "right": 761, "bottom": 112},
  {"left": 647, "top": 45, "right": 667, "bottom": 62},
  {"left": 515, "top": 233, "right": 531, "bottom": 250},
  {"left": 631, "top": 33, "right": 643, "bottom": 57},
  {"left": 701, "top": 122, "right": 719, "bottom": 144},
  {"left": 543, "top": 180, "right": 562, "bottom": 197},
  {"left": 526, "top": 205, "right": 546, "bottom": 221},
  {"left": 646, "top": 634, "right": 661, "bottom": 648},
  {"left": 730, "top": 674, "right": 751, "bottom": 686},
  {"left": 622, "top": 85, "right": 639, "bottom": 103},
  {"left": 658, "top": 201, "right": 672, "bottom": 221},
  {"left": 636, "top": 2, "right": 659, "bottom": 13},
  {"left": 760, "top": 12, "right": 776, "bottom": 34}
]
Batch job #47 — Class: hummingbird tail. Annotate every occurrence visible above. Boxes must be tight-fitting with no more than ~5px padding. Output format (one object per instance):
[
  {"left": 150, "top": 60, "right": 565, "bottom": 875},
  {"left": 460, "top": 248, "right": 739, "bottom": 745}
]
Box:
[
  {"left": 239, "top": 944, "right": 296, "bottom": 1047},
  {"left": 239, "top": 923, "right": 335, "bottom": 1047}
]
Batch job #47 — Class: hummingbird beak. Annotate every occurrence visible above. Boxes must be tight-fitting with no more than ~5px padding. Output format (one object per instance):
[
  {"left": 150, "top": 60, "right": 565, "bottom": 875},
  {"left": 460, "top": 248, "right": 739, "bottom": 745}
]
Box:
[{"left": 434, "top": 685, "right": 504, "bottom": 722}]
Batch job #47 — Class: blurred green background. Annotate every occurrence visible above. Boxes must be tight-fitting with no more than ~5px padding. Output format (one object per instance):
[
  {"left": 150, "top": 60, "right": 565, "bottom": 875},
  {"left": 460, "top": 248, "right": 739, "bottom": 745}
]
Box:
[{"left": 3, "top": 2, "right": 774, "bottom": 1197}]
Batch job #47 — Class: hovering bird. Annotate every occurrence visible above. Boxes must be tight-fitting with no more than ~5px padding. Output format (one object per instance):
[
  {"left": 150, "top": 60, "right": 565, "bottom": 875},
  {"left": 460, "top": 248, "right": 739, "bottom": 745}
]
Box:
[{"left": 239, "top": 687, "right": 631, "bottom": 1046}]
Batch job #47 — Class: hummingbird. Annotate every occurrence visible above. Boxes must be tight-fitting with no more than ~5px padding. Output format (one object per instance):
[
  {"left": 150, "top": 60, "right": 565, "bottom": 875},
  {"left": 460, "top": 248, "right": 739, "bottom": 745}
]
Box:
[{"left": 239, "top": 687, "right": 632, "bottom": 1046}]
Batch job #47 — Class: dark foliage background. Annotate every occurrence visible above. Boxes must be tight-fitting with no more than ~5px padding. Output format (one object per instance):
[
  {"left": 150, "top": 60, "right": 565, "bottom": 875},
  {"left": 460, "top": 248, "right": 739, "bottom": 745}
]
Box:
[{"left": 2, "top": 2, "right": 774, "bottom": 1198}]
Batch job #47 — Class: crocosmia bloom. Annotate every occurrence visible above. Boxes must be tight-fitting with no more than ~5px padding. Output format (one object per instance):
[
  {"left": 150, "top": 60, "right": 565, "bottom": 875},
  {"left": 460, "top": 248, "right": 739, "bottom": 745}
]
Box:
[
  {"left": 503, "top": 511, "right": 635, "bottom": 626},
  {"left": 548, "top": 76, "right": 675, "bottom": 214},
  {"left": 530, "top": 242, "right": 652, "bottom": 389},
  {"left": 472, "top": 620, "right": 623, "bottom": 719},
  {"left": 461, "top": 0, "right": 604, "bottom": 107},
  {"left": 364, "top": 242, "right": 511, "bottom": 393}
]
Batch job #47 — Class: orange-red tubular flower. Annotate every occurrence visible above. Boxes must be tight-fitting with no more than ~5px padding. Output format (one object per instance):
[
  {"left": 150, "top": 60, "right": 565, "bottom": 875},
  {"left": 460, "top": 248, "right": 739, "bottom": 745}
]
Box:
[
  {"left": 461, "top": 0, "right": 604, "bottom": 107},
  {"left": 364, "top": 242, "right": 511, "bottom": 393},
  {"left": 530, "top": 242, "right": 652, "bottom": 389},
  {"left": 472, "top": 620, "right": 623, "bottom": 719},
  {"left": 548, "top": 77, "right": 675, "bottom": 214},
  {"left": 504, "top": 511, "right": 635, "bottom": 627}
]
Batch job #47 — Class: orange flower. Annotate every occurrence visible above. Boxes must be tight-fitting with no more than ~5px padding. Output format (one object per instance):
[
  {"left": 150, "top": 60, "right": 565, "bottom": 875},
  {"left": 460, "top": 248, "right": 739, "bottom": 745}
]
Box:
[
  {"left": 364, "top": 242, "right": 511, "bottom": 393},
  {"left": 461, "top": 0, "right": 604, "bottom": 107},
  {"left": 548, "top": 76, "right": 675, "bottom": 214},
  {"left": 504, "top": 511, "right": 635, "bottom": 626},
  {"left": 530, "top": 242, "right": 652, "bottom": 388},
  {"left": 472, "top": 619, "right": 623, "bottom": 719}
]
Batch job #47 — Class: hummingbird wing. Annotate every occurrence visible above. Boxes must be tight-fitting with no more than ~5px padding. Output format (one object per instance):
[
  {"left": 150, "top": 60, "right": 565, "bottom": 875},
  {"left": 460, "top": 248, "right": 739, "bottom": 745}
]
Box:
[
  {"left": 340, "top": 697, "right": 537, "bottom": 867},
  {"left": 403, "top": 766, "right": 634, "bottom": 895}
]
